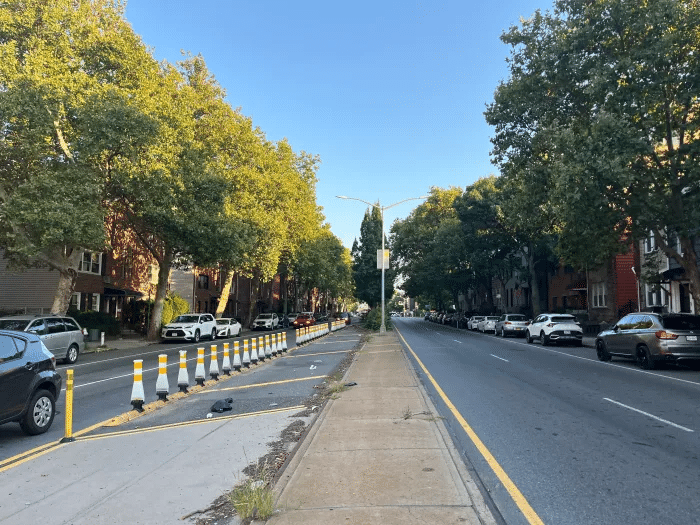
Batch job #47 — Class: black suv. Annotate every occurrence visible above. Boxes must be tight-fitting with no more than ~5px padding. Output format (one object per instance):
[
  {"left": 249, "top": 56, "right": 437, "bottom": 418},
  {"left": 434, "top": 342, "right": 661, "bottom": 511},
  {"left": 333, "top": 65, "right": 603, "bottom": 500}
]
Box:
[{"left": 0, "top": 329, "right": 62, "bottom": 435}]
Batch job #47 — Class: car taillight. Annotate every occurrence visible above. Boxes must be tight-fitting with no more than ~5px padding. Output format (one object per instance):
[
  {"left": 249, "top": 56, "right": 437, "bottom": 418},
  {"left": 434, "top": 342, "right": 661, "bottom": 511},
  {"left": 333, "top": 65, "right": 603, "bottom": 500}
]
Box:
[
  {"left": 547, "top": 323, "right": 555, "bottom": 327},
  {"left": 505, "top": 322, "right": 511, "bottom": 325},
  {"left": 655, "top": 330, "right": 679, "bottom": 340},
  {"left": 51, "top": 355, "right": 56, "bottom": 370}
]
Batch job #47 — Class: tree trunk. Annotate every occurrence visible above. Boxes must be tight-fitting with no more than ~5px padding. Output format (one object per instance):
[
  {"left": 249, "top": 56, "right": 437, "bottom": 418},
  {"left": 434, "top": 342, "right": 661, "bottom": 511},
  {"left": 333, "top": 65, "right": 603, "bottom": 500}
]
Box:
[
  {"left": 677, "top": 237, "right": 700, "bottom": 314},
  {"left": 527, "top": 243, "right": 542, "bottom": 317},
  {"left": 147, "top": 250, "right": 173, "bottom": 341},
  {"left": 51, "top": 267, "right": 78, "bottom": 314},
  {"left": 47, "top": 246, "right": 83, "bottom": 314},
  {"left": 216, "top": 268, "right": 235, "bottom": 318}
]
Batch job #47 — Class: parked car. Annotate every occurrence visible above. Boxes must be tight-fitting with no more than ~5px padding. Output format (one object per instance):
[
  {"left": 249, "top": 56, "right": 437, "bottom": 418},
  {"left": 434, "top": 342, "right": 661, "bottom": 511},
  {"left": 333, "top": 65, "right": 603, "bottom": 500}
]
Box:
[
  {"left": 339, "top": 312, "right": 351, "bottom": 325},
  {"left": 468, "top": 316, "right": 485, "bottom": 330},
  {"left": 595, "top": 312, "right": 700, "bottom": 369},
  {"left": 286, "top": 313, "right": 299, "bottom": 323},
  {"left": 0, "top": 329, "right": 62, "bottom": 435},
  {"left": 215, "top": 318, "right": 242, "bottom": 338},
  {"left": 0, "top": 314, "right": 85, "bottom": 364},
  {"left": 526, "top": 313, "right": 583, "bottom": 346},
  {"left": 292, "top": 314, "right": 316, "bottom": 328},
  {"left": 252, "top": 313, "right": 279, "bottom": 331},
  {"left": 495, "top": 314, "right": 530, "bottom": 338},
  {"left": 477, "top": 316, "right": 500, "bottom": 333},
  {"left": 161, "top": 313, "right": 217, "bottom": 342}
]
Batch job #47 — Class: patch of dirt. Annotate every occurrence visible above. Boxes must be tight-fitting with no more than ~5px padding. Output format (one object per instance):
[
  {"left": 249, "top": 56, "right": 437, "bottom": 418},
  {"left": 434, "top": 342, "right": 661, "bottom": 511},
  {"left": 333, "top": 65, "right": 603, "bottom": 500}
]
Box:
[{"left": 190, "top": 331, "right": 366, "bottom": 524}]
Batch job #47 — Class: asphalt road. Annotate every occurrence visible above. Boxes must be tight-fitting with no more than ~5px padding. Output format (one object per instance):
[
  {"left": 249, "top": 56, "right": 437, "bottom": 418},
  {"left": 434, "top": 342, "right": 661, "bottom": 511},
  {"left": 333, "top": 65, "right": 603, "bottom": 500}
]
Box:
[
  {"left": 395, "top": 317, "right": 700, "bottom": 525},
  {"left": 0, "top": 326, "right": 330, "bottom": 462}
]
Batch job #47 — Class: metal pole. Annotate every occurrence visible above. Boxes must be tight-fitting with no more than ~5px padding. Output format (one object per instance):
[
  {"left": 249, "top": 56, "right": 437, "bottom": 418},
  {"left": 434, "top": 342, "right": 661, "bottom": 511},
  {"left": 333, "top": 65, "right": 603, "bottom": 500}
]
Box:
[{"left": 380, "top": 205, "right": 386, "bottom": 334}]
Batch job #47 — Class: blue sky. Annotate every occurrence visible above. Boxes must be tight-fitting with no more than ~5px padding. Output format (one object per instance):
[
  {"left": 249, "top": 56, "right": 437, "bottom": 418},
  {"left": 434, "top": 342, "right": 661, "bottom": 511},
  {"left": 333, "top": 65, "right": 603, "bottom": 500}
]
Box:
[{"left": 124, "top": 0, "right": 548, "bottom": 249}]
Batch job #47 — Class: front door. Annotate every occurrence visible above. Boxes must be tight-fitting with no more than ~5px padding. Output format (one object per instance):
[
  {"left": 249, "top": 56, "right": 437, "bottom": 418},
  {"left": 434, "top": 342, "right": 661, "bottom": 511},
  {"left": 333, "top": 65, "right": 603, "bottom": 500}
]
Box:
[{"left": 0, "top": 335, "right": 31, "bottom": 421}]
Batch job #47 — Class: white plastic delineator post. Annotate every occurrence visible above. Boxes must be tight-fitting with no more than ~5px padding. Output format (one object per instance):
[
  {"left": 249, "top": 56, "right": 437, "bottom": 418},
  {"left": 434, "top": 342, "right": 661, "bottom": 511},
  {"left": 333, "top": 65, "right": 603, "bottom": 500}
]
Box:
[
  {"left": 209, "top": 344, "right": 219, "bottom": 380},
  {"left": 195, "top": 347, "right": 206, "bottom": 386},
  {"left": 270, "top": 333, "right": 277, "bottom": 357},
  {"left": 155, "top": 354, "right": 169, "bottom": 401},
  {"left": 258, "top": 336, "right": 265, "bottom": 361},
  {"left": 242, "top": 339, "right": 251, "bottom": 367},
  {"left": 282, "top": 331, "right": 288, "bottom": 352},
  {"left": 265, "top": 334, "right": 272, "bottom": 359},
  {"left": 275, "top": 333, "right": 282, "bottom": 354},
  {"left": 222, "top": 343, "right": 231, "bottom": 375},
  {"left": 251, "top": 338, "right": 258, "bottom": 364},
  {"left": 177, "top": 350, "right": 189, "bottom": 392},
  {"left": 131, "top": 359, "right": 145, "bottom": 411},
  {"left": 233, "top": 340, "right": 242, "bottom": 371}
]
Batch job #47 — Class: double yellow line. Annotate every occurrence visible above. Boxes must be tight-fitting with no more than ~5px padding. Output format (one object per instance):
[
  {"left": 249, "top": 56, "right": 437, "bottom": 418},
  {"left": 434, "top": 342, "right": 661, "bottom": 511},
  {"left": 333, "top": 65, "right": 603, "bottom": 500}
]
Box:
[{"left": 395, "top": 328, "right": 545, "bottom": 525}]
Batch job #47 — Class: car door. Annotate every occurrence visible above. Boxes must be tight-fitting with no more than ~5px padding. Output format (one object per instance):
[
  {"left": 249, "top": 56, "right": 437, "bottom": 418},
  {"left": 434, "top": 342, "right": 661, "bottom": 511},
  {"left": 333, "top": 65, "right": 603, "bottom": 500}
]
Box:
[
  {"left": 0, "top": 334, "right": 30, "bottom": 422},
  {"left": 606, "top": 315, "right": 637, "bottom": 356},
  {"left": 43, "top": 317, "right": 66, "bottom": 356}
]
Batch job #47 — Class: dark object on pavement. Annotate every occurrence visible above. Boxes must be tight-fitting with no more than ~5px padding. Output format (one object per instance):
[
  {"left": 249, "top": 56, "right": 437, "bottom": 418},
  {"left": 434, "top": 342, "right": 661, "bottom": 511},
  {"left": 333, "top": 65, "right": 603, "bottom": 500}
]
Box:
[
  {"left": 210, "top": 398, "right": 234, "bottom": 413},
  {"left": 344, "top": 382, "right": 357, "bottom": 387}
]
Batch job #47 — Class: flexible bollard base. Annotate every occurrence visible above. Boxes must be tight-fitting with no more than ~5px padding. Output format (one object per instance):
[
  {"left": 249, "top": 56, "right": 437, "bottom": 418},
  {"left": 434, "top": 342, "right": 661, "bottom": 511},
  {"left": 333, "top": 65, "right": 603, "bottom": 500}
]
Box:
[
  {"left": 131, "top": 400, "right": 144, "bottom": 412},
  {"left": 196, "top": 378, "right": 205, "bottom": 386},
  {"left": 179, "top": 384, "right": 189, "bottom": 393},
  {"left": 157, "top": 392, "right": 168, "bottom": 401}
]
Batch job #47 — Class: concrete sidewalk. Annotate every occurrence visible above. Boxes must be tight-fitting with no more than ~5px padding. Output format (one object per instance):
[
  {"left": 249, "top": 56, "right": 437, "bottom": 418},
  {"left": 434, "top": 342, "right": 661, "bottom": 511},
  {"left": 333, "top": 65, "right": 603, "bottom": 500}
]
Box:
[{"left": 264, "top": 330, "right": 497, "bottom": 525}]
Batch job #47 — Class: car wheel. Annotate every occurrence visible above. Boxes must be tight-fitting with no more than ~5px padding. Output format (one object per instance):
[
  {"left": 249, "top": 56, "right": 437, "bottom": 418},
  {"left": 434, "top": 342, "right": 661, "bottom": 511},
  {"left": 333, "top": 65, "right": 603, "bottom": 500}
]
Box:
[
  {"left": 65, "top": 344, "right": 79, "bottom": 364},
  {"left": 526, "top": 331, "right": 533, "bottom": 344},
  {"left": 20, "top": 390, "right": 56, "bottom": 435},
  {"left": 194, "top": 329, "right": 201, "bottom": 343},
  {"left": 596, "top": 340, "right": 611, "bottom": 361},
  {"left": 540, "top": 331, "right": 549, "bottom": 346},
  {"left": 637, "top": 344, "right": 656, "bottom": 370},
  {"left": 211, "top": 328, "right": 217, "bottom": 340},
  {"left": 501, "top": 328, "right": 506, "bottom": 338}
]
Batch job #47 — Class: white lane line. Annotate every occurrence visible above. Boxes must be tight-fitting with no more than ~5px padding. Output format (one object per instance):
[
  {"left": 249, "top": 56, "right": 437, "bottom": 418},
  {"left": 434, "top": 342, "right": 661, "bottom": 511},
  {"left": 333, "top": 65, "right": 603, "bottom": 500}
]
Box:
[
  {"left": 454, "top": 340, "right": 462, "bottom": 343},
  {"left": 604, "top": 398, "right": 694, "bottom": 432},
  {"left": 491, "top": 354, "right": 509, "bottom": 362},
  {"left": 511, "top": 340, "right": 700, "bottom": 387}
]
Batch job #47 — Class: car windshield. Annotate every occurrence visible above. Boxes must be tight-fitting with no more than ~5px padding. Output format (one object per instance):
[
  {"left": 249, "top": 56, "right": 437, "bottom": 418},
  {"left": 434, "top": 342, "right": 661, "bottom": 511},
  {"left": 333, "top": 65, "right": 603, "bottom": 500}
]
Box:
[
  {"left": 487, "top": 316, "right": 500, "bottom": 321},
  {"left": 661, "top": 315, "right": 700, "bottom": 330},
  {"left": 508, "top": 315, "right": 527, "bottom": 321},
  {"left": 551, "top": 316, "right": 576, "bottom": 323},
  {"left": 174, "top": 315, "right": 199, "bottom": 323},
  {"left": 0, "top": 319, "right": 28, "bottom": 330},
  {"left": 258, "top": 314, "right": 273, "bottom": 319},
  {"left": 216, "top": 320, "right": 230, "bottom": 325}
]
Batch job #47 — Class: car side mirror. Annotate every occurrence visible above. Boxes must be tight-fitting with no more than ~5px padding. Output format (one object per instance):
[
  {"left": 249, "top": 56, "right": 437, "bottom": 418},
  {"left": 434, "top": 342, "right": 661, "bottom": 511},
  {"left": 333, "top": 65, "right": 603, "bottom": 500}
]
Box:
[{"left": 613, "top": 325, "right": 620, "bottom": 332}]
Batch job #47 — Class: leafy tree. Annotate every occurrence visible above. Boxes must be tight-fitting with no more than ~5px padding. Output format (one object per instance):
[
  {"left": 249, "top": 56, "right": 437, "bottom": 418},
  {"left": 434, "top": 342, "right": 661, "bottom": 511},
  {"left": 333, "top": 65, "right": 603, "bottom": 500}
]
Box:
[
  {"left": 391, "top": 187, "right": 464, "bottom": 309},
  {"left": 351, "top": 206, "right": 394, "bottom": 307},
  {"left": 0, "top": 0, "right": 157, "bottom": 313},
  {"left": 489, "top": 0, "right": 700, "bottom": 310}
]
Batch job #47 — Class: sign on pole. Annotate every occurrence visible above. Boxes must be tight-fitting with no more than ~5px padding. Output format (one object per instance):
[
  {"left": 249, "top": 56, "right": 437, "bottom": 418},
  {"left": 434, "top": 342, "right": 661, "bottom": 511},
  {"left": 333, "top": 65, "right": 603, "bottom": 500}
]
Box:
[{"left": 377, "top": 249, "right": 389, "bottom": 269}]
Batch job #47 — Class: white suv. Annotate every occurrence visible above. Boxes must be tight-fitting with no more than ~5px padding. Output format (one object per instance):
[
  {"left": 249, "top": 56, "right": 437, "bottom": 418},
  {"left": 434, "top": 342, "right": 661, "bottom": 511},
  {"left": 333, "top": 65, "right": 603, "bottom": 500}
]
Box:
[
  {"left": 252, "top": 313, "right": 279, "bottom": 331},
  {"left": 526, "top": 313, "right": 583, "bottom": 346},
  {"left": 161, "top": 313, "right": 217, "bottom": 342}
]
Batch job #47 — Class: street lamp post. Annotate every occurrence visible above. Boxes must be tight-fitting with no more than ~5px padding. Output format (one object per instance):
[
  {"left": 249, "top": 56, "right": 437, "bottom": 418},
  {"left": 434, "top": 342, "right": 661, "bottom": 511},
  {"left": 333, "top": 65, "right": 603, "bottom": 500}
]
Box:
[{"left": 337, "top": 195, "right": 428, "bottom": 334}]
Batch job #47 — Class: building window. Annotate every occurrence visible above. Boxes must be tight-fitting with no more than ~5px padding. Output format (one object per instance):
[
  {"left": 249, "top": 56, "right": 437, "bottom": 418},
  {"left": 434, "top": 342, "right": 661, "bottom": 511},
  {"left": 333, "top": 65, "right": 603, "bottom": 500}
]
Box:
[
  {"left": 70, "top": 293, "right": 81, "bottom": 310},
  {"left": 645, "top": 284, "right": 668, "bottom": 307},
  {"left": 89, "top": 293, "right": 100, "bottom": 312},
  {"left": 198, "top": 274, "right": 209, "bottom": 289},
  {"left": 591, "top": 282, "right": 607, "bottom": 308},
  {"left": 644, "top": 231, "right": 656, "bottom": 254},
  {"left": 79, "top": 251, "right": 102, "bottom": 274}
]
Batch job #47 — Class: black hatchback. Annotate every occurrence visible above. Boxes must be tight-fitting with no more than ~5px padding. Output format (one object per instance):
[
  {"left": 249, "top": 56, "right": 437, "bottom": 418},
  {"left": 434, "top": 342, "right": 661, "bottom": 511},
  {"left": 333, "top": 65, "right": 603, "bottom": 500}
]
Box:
[{"left": 0, "top": 329, "right": 62, "bottom": 435}]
